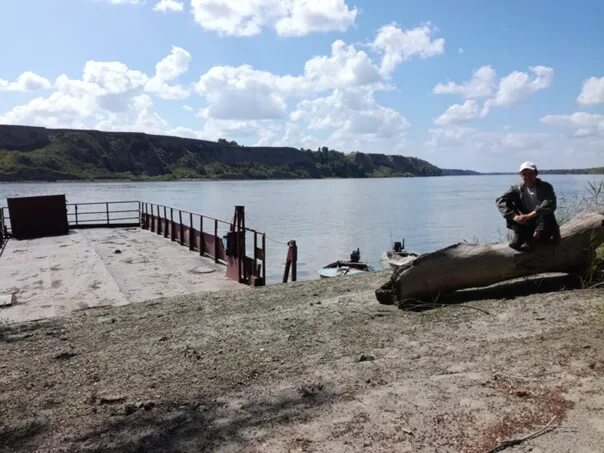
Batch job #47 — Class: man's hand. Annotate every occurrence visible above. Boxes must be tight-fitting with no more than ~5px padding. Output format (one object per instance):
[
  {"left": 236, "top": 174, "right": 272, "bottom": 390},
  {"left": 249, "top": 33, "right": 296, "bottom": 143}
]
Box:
[
  {"left": 533, "top": 230, "right": 541, "bottom": 240},
  {"left": 513, "top": 211, "right": 538, "bottom": 225}
]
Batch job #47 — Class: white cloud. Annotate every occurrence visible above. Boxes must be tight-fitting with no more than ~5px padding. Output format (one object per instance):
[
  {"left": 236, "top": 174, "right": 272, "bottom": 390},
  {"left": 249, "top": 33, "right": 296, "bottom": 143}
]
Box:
[
  {"left": 0, "top": 71, "right": 52, "bottom": 92},
  {"left": 0, "top": 90, "right": 100, "bottom": 129},
  {"left": 190, "top": 0, "right": 356, "bottom": 37},
  {"left": 274, "top": 0, "right": 357, "bottom": 37},
  {"left": 194, "top": 65, "right": 300, "bottom": 120},
  {"left": 145, "top": 46, "right": 191, "bottom": 100},
  {"left": 433, "top": 100, "right": 481, "bottom": 125},
  {"left": 153, "top": 0, "right": 184, "bottom": 13},
  {"left": 421, "top": 125, "right": 601, "bottom": 172},
  {"left": 303, "top": 40, "right": 384, "bottom": 91},
  {"left": 0, "top": 52, "right": 195, "bottom": 137},
  {"left": 372, "top": 23, "right": 445, "bottom": 75},
  {"left": 83, "top": 61, "right": 148, "bottom": 94},
  {"left": 482, "top": 65, "right": 553, "bottom": 114},
  {"left": 291, "top": 88, "right": 410, "bottom": 148},
  {"left": 541, "top": 112, "right": 604, "bottom": 137},
  {"left": 154, "top": 46, "right": 190, "bottom": 80},
  {"left": 577, "top": 76, "right": 604, "bottom": 105},
  {"left": 433, "top": 65, "right": 554, "bottom": 125},
  {"left": 433, "top": 66, "right": 496, "bottom": 99}
]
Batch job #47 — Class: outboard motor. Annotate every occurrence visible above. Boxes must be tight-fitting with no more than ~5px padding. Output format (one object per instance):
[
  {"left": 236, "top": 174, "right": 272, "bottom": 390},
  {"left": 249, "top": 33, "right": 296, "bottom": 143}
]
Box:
[{"left": 350, "top": 248, "right": 360, "bottom": 263}]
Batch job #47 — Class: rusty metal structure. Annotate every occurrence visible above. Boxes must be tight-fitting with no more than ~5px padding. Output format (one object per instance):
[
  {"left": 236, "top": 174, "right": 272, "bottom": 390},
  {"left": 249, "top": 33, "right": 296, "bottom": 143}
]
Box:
[
  {"left": 7, "top": 195, "right": 69, "bottom": 239},
  {"left": 140, "top": 202, "right": 266, "bottom": 286},
  {"left": 0, "top": 207, "right": 8, "bottom": 249},
  {"left": 282, "top": 240, "right": 298, "bottom": 283},
  {"left": 0, "top": 195, "right": 298, "bottom": 287}
]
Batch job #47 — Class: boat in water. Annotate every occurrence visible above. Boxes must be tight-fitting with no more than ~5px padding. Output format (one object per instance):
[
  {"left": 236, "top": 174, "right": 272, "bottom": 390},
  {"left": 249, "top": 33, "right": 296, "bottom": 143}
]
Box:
[
  {"left": 380, "top": 240, "right": 419, "bottom": 269},
  {"left": 319, "top": 248, "right": 375, "bottom": 278}
]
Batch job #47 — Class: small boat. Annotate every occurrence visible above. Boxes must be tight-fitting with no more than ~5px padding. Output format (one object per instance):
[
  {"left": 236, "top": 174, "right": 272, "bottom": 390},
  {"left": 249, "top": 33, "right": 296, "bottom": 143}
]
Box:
[
  {"left": 380, "top": 240, "right": 419, "bottom": 269},
  {"left": 319, "top": 248, "right": 375, "bottom": 278}
]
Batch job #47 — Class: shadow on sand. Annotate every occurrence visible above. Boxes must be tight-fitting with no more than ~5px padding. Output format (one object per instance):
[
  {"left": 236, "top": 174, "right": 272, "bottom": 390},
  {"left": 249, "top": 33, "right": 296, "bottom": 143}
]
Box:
[
  {"left": 4, "top": 387, "right": 338, "bottom": 452},
  {"left": 402, "top": 273, "right": 582, "bottom": 312}
]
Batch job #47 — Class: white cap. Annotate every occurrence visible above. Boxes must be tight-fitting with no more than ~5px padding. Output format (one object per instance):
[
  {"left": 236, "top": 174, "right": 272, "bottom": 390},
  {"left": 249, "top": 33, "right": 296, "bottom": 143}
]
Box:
[{"left": 518, "top": 161, "right": 537, "bottom": 173}]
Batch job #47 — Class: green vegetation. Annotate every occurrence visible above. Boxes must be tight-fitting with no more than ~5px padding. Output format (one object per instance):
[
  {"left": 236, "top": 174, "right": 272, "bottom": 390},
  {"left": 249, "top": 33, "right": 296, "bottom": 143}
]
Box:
[
  {"left": 558, "top": 179, "right": 604, "bottom": 287},
  {"left": 0, "top": 125, "right": 442, "bottom": 181}
]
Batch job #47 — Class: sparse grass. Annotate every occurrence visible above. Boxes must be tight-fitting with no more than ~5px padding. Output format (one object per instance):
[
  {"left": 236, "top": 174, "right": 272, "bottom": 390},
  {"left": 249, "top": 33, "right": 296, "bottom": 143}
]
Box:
[
  {"left": 557, "top": 179, "right": 604, "bottom": 224},
  {"left": 559, "top": 179, "right": 604, "bottom": 288}
]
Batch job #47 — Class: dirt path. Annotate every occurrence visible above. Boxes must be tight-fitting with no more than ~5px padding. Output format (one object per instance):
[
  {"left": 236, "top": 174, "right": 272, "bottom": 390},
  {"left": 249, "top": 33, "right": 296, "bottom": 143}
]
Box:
[{"left": 1, "top": 271, "right": 603, "bottom": 452}]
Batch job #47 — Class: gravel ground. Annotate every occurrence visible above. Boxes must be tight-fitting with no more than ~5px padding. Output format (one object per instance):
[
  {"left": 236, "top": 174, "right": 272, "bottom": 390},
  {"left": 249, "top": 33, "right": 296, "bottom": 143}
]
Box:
[{"left": 1, "top": 270, "right": 603, "bottom": 452}]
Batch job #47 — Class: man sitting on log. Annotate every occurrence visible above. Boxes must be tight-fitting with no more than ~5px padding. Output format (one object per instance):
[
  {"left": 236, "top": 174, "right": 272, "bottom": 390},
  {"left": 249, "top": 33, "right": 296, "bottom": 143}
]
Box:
[{"left": 496, "top": 161, "right": 561, "bottom": 252}]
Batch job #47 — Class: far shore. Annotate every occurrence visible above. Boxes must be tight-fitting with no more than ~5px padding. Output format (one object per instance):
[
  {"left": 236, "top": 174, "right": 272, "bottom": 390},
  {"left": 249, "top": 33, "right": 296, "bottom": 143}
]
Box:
[{"left": 2, "top": 171, "right": 604, "bottom": 185}]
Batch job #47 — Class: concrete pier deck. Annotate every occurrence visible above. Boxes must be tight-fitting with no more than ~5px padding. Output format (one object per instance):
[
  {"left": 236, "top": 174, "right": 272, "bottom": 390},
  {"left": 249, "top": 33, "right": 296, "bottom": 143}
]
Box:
[{"left": 0, "top": 227, "right": 241, "bottom": 323}]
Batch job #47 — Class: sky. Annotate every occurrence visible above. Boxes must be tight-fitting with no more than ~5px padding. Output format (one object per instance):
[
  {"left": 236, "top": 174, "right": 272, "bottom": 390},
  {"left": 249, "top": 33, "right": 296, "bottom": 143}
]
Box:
[{"left": 0, "top": 0, "right": 603, "bottom": 172}]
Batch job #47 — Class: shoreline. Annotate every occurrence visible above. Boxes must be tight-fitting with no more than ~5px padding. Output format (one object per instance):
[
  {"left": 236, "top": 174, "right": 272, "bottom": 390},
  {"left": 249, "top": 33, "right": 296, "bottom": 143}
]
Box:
[{"left": 1, "top": 271, "right": 602, "bottom": 451}]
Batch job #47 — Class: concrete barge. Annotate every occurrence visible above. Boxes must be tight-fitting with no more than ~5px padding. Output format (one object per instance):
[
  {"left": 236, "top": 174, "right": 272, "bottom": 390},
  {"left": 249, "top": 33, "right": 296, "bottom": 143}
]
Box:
[{"left": 0, "top": 227, "right": 241, "bottom": 323}]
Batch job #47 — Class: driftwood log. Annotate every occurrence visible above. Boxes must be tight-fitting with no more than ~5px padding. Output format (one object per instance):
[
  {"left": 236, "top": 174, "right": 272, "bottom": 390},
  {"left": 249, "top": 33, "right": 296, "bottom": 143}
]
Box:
[{"left": 375, "top": 211, "right": 604, "bottom": 306}]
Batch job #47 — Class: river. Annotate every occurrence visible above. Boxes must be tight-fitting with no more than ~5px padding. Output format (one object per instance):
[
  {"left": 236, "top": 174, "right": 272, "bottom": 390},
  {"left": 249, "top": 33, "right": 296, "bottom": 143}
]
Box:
[{"left": 1, "top": 175, "right": 601, "bottom": 282}]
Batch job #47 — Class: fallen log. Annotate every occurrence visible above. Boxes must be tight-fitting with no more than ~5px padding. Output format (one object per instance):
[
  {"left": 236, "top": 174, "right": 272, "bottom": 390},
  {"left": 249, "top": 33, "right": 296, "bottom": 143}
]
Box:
[{"left": 375, "top": 211, "right": 604, "bottom": 306}]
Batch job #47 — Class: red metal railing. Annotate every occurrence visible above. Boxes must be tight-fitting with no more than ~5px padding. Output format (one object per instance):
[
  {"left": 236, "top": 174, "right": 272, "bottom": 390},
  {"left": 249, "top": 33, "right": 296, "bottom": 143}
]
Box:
[
  {"left": 0, "top": 200, "right": 274, "bottom": 286},
  {"left": 140, "top": 202, "right": 266, "bottom": 286}
]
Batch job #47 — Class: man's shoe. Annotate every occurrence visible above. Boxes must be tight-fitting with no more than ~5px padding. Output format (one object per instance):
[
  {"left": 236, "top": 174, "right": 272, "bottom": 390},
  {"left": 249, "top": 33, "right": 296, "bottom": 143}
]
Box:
[
  {"left": 509, "top": 241, "right": 522, "bottom": 251},
  {"left": 519, "top": 242, "right": 533, "bottom": 252}
]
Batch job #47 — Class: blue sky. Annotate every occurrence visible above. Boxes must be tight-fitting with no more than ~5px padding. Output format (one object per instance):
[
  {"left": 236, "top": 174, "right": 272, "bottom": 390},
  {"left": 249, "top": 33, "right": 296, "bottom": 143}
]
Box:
[{"left": 1, "top": 0, "right": 603, "bottom": 171}]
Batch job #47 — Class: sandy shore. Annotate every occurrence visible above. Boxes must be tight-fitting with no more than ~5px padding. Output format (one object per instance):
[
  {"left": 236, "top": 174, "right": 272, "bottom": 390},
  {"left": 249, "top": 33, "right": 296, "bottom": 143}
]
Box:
[{"left": 0, "top": 270, "right": 603, "bottom": 452}]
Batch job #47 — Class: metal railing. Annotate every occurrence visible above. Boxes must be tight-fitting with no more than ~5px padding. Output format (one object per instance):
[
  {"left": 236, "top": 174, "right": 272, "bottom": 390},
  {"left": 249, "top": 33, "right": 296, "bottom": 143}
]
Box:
[
  {"left": 140, "top": 202, "right": 266, "bottom": 285},
  {"left": 0, "top": 199, "right": 270, "bottom": 285},
  {"left": 67, "top": 201, "right": 140, "bottom": 228},
  {"left": 0, "top": 206, "right": 9, "bottom": 247}
]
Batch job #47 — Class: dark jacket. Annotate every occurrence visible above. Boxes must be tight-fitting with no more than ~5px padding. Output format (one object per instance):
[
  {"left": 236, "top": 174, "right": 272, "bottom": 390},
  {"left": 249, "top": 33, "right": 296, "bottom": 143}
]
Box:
[{"left": 496, "top": 178, "right": 558, "bottom": 231}]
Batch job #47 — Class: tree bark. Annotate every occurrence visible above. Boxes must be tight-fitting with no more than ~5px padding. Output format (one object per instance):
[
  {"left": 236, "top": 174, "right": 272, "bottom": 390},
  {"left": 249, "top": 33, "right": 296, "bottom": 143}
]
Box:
[{"left": 375, "top": 211, "right": 604, "bottom": 306}]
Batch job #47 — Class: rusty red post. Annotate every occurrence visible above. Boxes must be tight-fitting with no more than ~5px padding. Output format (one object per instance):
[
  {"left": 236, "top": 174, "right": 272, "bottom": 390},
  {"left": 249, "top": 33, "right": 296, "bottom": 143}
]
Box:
[
  {"left": 199, "top": 215, "right": 204, "bottom": 256},
  {"left": 189, "top": 213, "right": 194, "bottom": 250},
  {"left": 163, "top": 206, "right": 168, "bottom": 238},
  {"left": 282, "top": 240, "right": 297, "bottom": 283},
  {"left": 170, "top": 208, "right": 175, "bottom": 241},
  {"left": 262, "top": 233, "right": 266, "bottom": 284},
  {"left": 214, "top": 219, "right": 218, "bottom": 263},
  {"left": 156, "top": 205, "right": 161, "bottom": 235},
  {"left": 179, "top": 210, "right": 183, "bottom": 245}
]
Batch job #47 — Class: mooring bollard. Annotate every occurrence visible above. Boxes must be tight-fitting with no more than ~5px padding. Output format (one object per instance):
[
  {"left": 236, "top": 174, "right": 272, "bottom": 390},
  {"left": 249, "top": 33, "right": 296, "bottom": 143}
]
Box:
[{"left": 282, "top": 240, "right": 298, "bottom": 283}]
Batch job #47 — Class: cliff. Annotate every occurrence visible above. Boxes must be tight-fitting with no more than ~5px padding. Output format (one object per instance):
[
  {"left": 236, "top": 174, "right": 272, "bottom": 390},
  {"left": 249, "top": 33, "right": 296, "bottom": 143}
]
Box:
[{"left": 0, "top": 125, "right": 442, "bottom": 181}]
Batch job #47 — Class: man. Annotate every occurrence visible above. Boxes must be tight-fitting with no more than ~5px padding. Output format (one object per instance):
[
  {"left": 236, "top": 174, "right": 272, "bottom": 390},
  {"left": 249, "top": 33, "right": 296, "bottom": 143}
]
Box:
[{"left": 496, "top": 161, "right": 560, "bottom": 252}]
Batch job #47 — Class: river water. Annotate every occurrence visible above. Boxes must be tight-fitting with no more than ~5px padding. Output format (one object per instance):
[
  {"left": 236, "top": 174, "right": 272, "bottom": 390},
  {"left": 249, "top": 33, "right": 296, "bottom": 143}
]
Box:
[{"left": 1, "top": 175, "right": 600, "bottom": 282}]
